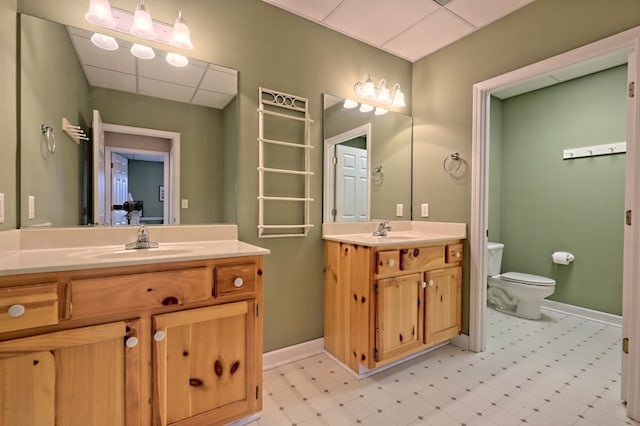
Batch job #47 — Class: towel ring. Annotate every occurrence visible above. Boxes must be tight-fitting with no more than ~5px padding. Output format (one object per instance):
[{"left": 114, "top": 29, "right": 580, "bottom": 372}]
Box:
[
  {"left": 372, "top": 165, "right": 384, "bottom": 184},
  {"left": 443, "top": 152, "right": 462, "bottom": 174},
  {"left": 41, "top": 124, "right": 56, "bottom": 153}
]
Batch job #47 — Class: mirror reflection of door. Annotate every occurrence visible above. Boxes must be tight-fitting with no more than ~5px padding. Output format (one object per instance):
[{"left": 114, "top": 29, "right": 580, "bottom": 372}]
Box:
[
  {"left": 110, "top": 153, "right": 128, "bottom": 226},
  {"left": 335, "top": 144, "right": 368, "bottom": 221}
]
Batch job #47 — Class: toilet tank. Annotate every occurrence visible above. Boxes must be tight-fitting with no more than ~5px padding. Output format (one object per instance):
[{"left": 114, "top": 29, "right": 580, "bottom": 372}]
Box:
[{"left": 487, "top": 242, "right": 504, "bottom": 276}]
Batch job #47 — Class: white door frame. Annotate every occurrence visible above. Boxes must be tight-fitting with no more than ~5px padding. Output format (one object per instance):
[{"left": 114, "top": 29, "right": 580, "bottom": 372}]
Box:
[
  {"left": 104, "top": 147, "right": 170, "bottom": 225},
  {"left": 101, "top": 123, "right": 180, "bottom": 225},
  {"left": 323, "top": 123, "right": 372, "bottom": 222},
  {"left": 470, "top": 27, "right": 640, "bottom": 419}
]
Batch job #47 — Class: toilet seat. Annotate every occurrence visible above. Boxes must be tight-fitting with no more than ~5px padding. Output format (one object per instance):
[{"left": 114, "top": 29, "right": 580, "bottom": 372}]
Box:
[{"left": 499, "top": 272, "right": 555, "bottom": 287}]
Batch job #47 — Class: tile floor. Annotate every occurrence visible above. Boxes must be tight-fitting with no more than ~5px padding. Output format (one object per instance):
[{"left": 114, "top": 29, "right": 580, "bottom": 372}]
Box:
[{"left": 254, "top": 307, "right": 639, "bottom": 425}]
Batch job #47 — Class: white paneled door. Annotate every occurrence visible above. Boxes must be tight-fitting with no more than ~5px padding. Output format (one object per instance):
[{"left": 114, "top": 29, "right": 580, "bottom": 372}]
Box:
[
  {"left": 110, "top": 153, "right": 128, "bottom": 226},
  {"left": 335, "top": 144, "right": 367, "bottom": 222}
]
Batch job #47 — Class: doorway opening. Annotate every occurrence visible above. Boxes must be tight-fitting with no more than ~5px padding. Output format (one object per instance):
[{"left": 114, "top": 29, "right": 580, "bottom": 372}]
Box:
[
  {"left": 323, "top": 123, "right": 372, "bottom": 222},
  {"left": 470, "top": 27, "right": 640, "bottom": 420}
]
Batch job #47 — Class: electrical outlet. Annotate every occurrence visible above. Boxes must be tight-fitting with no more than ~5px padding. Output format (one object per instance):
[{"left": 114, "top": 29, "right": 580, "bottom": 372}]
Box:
[
  {"left": 28, "top": 196, "right": 35, "bottom": 220},
  {"left": 0, "top": 193, "right": 4, "bottom": 224},
  {"left": 181, "top": 199, "right": 189, "bottom": 209},
  {"left": 421, "top": 203, "right": 429, "bottom": 218},
  {"left": 396, "top": 203, "right": 403, "bottom": 217}
]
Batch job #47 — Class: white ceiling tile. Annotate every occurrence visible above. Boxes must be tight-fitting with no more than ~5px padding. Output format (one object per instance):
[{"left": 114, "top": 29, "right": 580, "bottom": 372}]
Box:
[
  {"left": 83, "top": 66, "right": 137, "bottom": 93},
  {"left": 72, "top": 34, "right": 136, "bottom": 74},
  {"left": 199, "top": 67, "right": 238, "bottom": 95},
  {"left": 137, "top": 55, "right": 206, "bottom": 87},
  {"left": 384, "top": 8, "right": 475, "bottom": 61},
  {"left": 138, "top": 78, "right": 196, "bottom": 103},
  {"left": 446, "top": 0, "right": 535, "bottom": 28},
  {"left": 324, "top": 0, "right": 440, "bottom": 46},
  {"left": 262, "top": 0, "right": 344, "bottom": 21},
  {"left": 192, "top": 90, "right": 235, "bottom": 109}
]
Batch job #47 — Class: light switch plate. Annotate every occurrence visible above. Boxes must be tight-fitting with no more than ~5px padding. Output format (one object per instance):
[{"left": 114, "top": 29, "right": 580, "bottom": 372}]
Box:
[
  {"left": 396, "top": 203, "right": 403, "bottom": 217},
  {"left": 28, "top": 196, "right": 35, "bottom": 220},
  {"left": 421, "top": 203, "right": 429, "bottom": 218},
  {"left": 0, "top": 193, "right": 4, "bottom": 223},
  {"left": 181, "top": 199, "right": 189, "bottom": 209}
]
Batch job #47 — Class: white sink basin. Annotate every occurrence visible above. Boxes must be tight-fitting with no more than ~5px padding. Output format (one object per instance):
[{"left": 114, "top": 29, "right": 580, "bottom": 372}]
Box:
[{"left": 67, "top": 244, "right": 204, "bottom": 260}]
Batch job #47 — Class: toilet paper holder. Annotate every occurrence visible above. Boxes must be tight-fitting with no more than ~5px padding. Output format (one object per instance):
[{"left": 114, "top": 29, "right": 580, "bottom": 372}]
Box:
[{"left": 551, "top": 251, "right": 575, "bottom": 265}]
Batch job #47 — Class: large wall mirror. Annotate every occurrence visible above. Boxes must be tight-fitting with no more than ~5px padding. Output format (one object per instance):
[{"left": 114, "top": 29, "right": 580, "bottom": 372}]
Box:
[
  {"left": 323, "top": 94, "right": 412, "bottom": 222},
  {"left": 19, "top": 14, "right": 238, "bottom": 228}
]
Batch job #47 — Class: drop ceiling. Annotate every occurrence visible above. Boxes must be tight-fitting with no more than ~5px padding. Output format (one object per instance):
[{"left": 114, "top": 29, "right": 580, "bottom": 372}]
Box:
[
  {"left": 260, "top": 0, "right": 536, "bottom": 62},
  {"left": 67, "top": 27, "right": 238, "bottom": 110}
]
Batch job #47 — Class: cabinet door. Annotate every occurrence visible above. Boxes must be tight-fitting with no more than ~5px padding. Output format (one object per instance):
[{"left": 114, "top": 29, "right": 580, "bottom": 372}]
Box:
[
  {"left": 153, "top": 302, "right": 258, "bottom": 426},
  {"left": 425, "top": 267, "right": 462, "bottom": 345},
  {"left": 375, "top": 273, "right": 424, "bottom": 363},
  {"left": 0, "top": 321, "right": 131, "bottom": 426}
]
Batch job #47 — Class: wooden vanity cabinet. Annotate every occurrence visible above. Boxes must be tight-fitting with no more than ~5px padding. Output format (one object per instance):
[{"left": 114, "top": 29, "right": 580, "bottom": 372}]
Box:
[
  {"left": 0, "top": 255, "right": 264, "bottom": 426},
  {"left": 324, "top": 240, "right": 462, "bottom": 373}
]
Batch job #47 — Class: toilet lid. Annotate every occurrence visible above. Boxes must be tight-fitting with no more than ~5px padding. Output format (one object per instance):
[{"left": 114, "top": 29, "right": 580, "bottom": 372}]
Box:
[{"left": 501, "top": 272, "right": 555, "bottom": 286}]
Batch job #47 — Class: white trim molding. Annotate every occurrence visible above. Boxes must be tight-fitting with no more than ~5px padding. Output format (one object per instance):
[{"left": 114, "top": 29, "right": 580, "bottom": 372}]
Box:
[
  {"left": 262, "top": 338, "right": 325, "bottom": 370},
  {"left": 541, "top": 300, "right": 622, "bottom": 327}
]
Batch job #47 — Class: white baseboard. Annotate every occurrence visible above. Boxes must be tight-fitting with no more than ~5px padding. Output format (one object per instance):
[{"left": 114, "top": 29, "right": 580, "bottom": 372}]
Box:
[
  {"left": 541, "top": 299, "right": 622, "bottom": 327},
  {"left": 263, "top": 338, "right": 325, "bottom": 370}
]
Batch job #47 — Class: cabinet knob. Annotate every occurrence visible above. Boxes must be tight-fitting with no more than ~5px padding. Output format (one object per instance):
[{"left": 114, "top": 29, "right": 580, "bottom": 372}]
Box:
[
  {"left": 388, "top": 259, "right": 395, "bottom": 267},
  {"left": 421, "top": 281, "right": 427, "bottom": 289},
  {"left": 125, "top": 337, "right": 139, "bottom": 348},
  {"left": 233, "top": 277, "right": 244, "bottom": 288},
  {"left": 429, "top": 280, "right": 434, "bottom": 287},
  {"left": 154, "top": 331, "right": 166, "bottom": 342},
  {"left": 455, "top": 251, "right": 461, "bottom": 258},
  {"left": 8, "top": 304, "right": 25, "bottom": 318}
]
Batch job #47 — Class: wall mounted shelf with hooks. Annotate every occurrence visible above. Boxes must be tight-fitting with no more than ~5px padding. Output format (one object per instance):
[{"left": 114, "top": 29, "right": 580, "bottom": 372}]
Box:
[{"left": 62, "top": 117, "right": 89, "bottom": 144}]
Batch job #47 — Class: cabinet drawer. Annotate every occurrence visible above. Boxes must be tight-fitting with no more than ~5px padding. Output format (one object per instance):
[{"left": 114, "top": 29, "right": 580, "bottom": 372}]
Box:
[
  {"left": 400, "top": 246, "right": 445, "bottom": 271},
  {"left": 214, "top": 264, "right": 256, "bottom": 299},
  {"left": 377, "top": 251, "right": 400, "bottom": 275},
  {"left": 0, "top": 283, "right": 58, "bottom": 333},
  {"left": 71, "top": 268, "right": 209, "bottom": 319},
  {"left": 446, "top": 243, "right": 463, "bottom": 264}
]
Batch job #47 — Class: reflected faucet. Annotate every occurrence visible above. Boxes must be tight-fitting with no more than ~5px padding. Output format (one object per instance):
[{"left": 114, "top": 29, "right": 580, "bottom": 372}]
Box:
[
  {"left": 125, "top": 225, "right": 159, "bottom": 250},
  {"left": 372, "top": 221, "right": 392, "bottom": 237}
]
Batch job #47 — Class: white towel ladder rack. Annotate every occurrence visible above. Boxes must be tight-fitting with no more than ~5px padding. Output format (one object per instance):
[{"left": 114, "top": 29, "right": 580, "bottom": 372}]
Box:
[{"left": 257, "top": 87, "right": 314, "bottom": 238}]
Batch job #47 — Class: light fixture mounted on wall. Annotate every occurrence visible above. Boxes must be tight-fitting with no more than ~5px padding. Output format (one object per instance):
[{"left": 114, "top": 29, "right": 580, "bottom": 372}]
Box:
[
  {"left": 352, "top": 73, "right": 406, "bottom": 108},
  {"left": 85, "top": 0, "right": 194, "bottom": 67}
]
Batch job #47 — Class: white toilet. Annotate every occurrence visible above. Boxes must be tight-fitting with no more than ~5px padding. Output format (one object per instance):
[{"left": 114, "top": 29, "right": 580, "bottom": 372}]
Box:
[{"left": 487, "top": 242, "right": 556, "bottom": 320}]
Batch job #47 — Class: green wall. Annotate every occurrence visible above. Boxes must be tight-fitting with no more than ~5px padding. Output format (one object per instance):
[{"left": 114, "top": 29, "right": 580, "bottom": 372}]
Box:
[
  {"left": 128, "top": 160, "right": 164, "bottom": 220},
  {"left": 412, "top": 0, "right": 640, "bottom": 332},
  {"left": 494, "top": 66, "right": 626, "bottom": 315},
  {"left": 88, "top": 87, "right": 227, "bottom": 224},
  {"left": 20, "top": 14, "right": 89, "bottom": 227},
  {"left": 0, "top": 0, "right": 17, "bottom": 231}
]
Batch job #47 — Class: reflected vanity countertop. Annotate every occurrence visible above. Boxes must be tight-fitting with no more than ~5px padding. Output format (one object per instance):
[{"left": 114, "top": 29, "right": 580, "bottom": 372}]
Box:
[
  {"left": 0, "top": 225, "right": 269, "bottom": 276},
  {"left": 322, "top": 221, "right": 466, "bottom": 247}
]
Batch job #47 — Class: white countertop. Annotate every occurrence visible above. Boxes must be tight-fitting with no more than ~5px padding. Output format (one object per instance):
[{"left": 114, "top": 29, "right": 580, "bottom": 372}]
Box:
[
  {"left": 0, "top": 225, "right": 269, "bottom": 276},
  {"left": 322, "top": 221, "right": 466, "bottom": 247}
]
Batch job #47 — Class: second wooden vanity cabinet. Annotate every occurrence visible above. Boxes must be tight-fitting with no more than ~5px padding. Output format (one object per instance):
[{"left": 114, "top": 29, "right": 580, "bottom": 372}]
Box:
[
  {"left": 0, "top": 255, "right": 264, "bottom": 426},
  {"left": 324, "top": 240, "right": 462, "bottom": 373}
]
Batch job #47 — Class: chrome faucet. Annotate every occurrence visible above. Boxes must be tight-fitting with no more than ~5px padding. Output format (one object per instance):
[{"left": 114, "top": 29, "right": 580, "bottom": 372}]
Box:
[
  {"left": 372, "top": 221, "right": 392, "bottom": 237},
  {"left": 125, "top": 225, "right": 159, "bottom": 250}
]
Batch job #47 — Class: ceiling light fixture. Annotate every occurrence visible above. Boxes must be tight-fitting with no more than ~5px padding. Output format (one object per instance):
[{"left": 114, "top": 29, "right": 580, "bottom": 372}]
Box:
[
  {"left": 130, "top": 43, "right": 155, "bottom": 59},
  {"left": 90, "top": 33, "right": 118, "bottom": 50},
  {"left": 353, "top": 74, "right": 406, "bottom": 109}
]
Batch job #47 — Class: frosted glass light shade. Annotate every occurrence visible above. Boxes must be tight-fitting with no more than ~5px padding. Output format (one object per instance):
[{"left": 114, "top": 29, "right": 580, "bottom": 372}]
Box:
[
  {"left": 166, "top": 52, "right": 189, "bottom": 67},
  {"left": 361, "top": 76, "right": 376, "bottom": 100},
  {"left": 374, "top": 107, "right": 388, "bottom": 116},
  {"left": 85, "top": 0, "right": 116, "bottom": 28},
  {"left": 359, "top": 103, "right": 374, "bottom": 113},
  {"left": 131, "top": 2, "right": 157, "bottom": 40},
  {"left": 170, "top": 11, "right": 193, "bottom": 49},
  {"left": 391, "top": 84, "right": 406, "bottom": 108},
  {"left": 131, "top": 43, "right": 155, "bottom": 59},
  {"left": 376, "top": 79, "right": 391, "bottom": 104},
  {"left": 343, "top": 99, "right": 358, "bottom": 109},
  {"left": 90, "top": 33, "right": 118, "bottom": 51}
]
